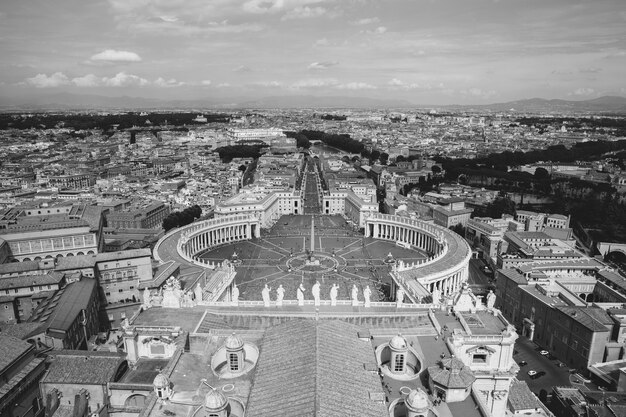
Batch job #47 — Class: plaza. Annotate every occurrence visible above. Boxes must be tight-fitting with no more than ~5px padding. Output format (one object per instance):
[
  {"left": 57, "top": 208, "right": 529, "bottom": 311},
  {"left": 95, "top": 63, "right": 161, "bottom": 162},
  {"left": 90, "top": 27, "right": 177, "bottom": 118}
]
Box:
[{"left": 197, "top": 214, "right": 428, "bottom": 302}]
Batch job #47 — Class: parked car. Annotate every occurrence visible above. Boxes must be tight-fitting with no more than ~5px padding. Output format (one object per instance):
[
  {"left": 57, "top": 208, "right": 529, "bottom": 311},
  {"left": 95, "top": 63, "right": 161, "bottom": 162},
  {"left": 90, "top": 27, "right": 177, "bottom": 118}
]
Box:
[
  {"left": 519, "top": 361, "right": 528, "bottom": 367},
  {"left": 540, "top": 350, "right": 549, "bottom": 356},
  {"left": 534, "top": 371, "right": 546, "bottom": 379},
  {"left": 527, "top": 370, "right": 537, "bottom": 377}
]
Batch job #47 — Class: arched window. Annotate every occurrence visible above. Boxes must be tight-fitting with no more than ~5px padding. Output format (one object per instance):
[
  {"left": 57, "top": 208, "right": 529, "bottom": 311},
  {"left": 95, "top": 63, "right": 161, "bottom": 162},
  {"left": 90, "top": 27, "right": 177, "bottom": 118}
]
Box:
[
  {"left": 394, "top": 354, "right": 404, "bottom": 372},
  {"left": 229, "top": 353, "right": 239, "bottom": 371}
]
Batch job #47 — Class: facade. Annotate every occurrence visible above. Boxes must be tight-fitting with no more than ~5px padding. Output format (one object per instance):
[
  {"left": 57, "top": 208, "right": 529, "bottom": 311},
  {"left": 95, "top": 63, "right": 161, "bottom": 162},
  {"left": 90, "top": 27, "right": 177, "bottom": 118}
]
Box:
[
  {"left": 96, "top": 248, "right": 153, "bottom": 304},
  {"left": 106, "top": 201, "right": 170, "bottom": 229},
  {"left": 0, "top": 271, "right": 65, "bottom": 323},
  {"left": 432, "top": 197, "right": 474, "bottom": 229},
  {"left": 215, "top": 189, "right": 303, "bottom": 228}
]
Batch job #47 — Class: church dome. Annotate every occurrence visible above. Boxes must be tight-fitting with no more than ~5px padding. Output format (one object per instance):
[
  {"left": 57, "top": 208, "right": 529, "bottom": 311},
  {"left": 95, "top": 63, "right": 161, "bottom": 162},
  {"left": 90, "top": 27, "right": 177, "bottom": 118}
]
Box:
[
  {"left": 406, "top": 388, "right": 431, "bottom": 412},
  {"left": 153, "top": 373, "right": 170, "bottom": 389},
  {"left": 224, "top": 333, "right": 244, "bottom": 350},
  {"left": 389, "top": 334, "right": 408, "bottom": 350},
  {"left": 204, "top": 388, "right": 228, "bottom": 411}
]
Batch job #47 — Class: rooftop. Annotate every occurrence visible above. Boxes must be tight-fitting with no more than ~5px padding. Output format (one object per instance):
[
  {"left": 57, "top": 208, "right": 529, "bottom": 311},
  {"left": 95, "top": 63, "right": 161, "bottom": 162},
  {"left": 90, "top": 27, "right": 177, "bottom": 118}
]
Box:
[{"left": 42, "top": 350, "right": 126, "bottom": 385}]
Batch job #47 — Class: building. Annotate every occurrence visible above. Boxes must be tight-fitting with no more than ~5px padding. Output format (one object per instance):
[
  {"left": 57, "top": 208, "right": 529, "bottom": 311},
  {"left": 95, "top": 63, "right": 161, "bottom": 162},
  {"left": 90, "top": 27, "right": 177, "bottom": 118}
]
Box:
[
  {"left": 0, "top": 204, "right": 104, "bottom": 262},
  {"left": 40, "top": 350, "right": 127, "bottom": 417},
  {"left": 28, "top": 278, "right": 100, "bottom": 350},
  {"left": 0, "top": 335, "right": 46, "bottom": 417},
  {"left": 106, "top": 201, "right": 170, "bottom": 230},
  {"left": 432, "top": 197, "right": 474, "bottom": 229},
  {"left": 215, "top": 189, "right": 303, "bottom": 228}
]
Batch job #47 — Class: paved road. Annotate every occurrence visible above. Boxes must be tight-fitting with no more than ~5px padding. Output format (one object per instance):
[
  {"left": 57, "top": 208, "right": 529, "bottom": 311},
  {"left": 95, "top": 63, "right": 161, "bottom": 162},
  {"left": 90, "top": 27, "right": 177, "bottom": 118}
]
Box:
[{"left": 513, "top": 336, "right": 574, "bottom": 395}]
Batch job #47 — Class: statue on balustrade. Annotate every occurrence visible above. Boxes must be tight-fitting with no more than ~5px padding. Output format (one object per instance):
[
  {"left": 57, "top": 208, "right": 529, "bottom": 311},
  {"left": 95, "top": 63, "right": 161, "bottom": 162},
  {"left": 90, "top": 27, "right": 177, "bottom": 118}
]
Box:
[
  {"left": 231, "top": 283, "right": 239, "bottom": 305},
  {"left": 486, "top": 290, "right": 496, "bottom": 309},
  {"left": 276, "top": 284, "right": 285, "bottom": 306},
  {"left": 351, "top": 284, "right": 359, "bottom": 306},
  {"left": 261, "top": 284, "right": 271, "bottom": 306},
  {"left": 329, "top": 283, "right": 338, "bottom": 306},
  {"left": 363, "top": 285, "right": 372, "bottom": 307},
  {"left": 297, "top": 283, "right": 305, "bottom": 306},
  {"left": 312, "top": 280, "right": 321, "bottom": 306}
]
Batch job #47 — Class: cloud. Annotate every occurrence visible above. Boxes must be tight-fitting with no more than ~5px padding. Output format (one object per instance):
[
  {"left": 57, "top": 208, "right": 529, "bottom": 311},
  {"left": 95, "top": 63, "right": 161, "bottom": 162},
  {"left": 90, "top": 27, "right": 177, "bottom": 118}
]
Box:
[
  {"left": 313, "top": 38, "right": 329, "bottom": 47},
  {"left": 102, "top": 72, "right": 149, "bottom": 87},
  {"left": 216, "top": 83, "right": 231, "bottom": 88},
  {"left": 388, "top": 78, "right": 404, "bottom": 87},
  {"left": 578, "top": 67, "right": 602, "bottom": 73},
  {"left": 351, "top": 17, "right": 379, "bottom": 25},
  {"left": 337, "top": 82, "right": 376, "bottom": 90},
  {"left": 604, "top": 51, "right": 626, "bottom": 59},
  {"left": 158, "top": 16, "right": 178, "bottom": 23},
  {"left": 201, "top": 80, "right": 212, "bottom": 86},
  {"left": 290, "top": 78, "right": 339, "bottom": 89},
  {"left": 251, "top": 80, "right": 282, "bottom": 87},
  {"left": 387, "top": 78, "right": 425, "bottom": 90},
  {"left": 72, "top": 74, "right": 101, "bottom": 87},
  {"left": 233, "top": 65, "right": 252, "bottom": 72},
  {"left": 308, "top": 61, "right": 338, "bottom": 71},
  {"left": 281, "top": 6, "right": 327, "bottom": 20},
  {"left": 365, "top": 26, "right": 387, "bottom": 35},
  {"left": 243, "top": 0, "right": 285, "bottom": 14},
  {"left": 25, "top": 72, "right": 69, "bottom": 88},
  {"left": 571, "top": 87, "right": 595, "bottom": 96},
  {"left": 154, "top": 77, "right": 186, "bottom": 87},
  {"left": 90, "top": 49, "right": 142, "bottom": 63}
]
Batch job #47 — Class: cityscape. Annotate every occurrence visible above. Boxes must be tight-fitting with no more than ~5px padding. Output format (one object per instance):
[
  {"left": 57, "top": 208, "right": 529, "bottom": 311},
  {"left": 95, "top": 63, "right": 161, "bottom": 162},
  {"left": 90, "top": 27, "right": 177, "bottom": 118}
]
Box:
[{"left": 1, "top": 1, "right": 626, "bottom": 417}]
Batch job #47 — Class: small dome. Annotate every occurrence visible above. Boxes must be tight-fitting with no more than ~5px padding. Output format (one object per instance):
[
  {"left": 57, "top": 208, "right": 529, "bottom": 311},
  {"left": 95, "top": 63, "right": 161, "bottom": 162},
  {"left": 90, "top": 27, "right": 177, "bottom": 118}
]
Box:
[
  {"left": 204, "top": 388, "right": 228, "bottom": 411},
  {"left": 389, "top": 334, "right": 408, "bottom": 350},
  {"left": 406, "top": 388, "right": 431, "bottom": 412},
  {"left": 224, "top": 333, "right": 244, "bottom": 350},
  {"left": 153, "top": 373, "right": 169, "bottom": 389}
]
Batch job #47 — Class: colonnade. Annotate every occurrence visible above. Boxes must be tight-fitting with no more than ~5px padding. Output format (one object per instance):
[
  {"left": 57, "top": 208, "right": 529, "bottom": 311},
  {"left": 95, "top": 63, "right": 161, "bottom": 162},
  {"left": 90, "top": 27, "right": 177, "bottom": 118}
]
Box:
[
  {"left": 369, "top": 222, "right": 442, "bottom": 254},
  {"left": 180, "top": 218, "right": 260, "bottom": 259},
  {"left": 366, "top": 213, "right": 471, "bottom": 301}
]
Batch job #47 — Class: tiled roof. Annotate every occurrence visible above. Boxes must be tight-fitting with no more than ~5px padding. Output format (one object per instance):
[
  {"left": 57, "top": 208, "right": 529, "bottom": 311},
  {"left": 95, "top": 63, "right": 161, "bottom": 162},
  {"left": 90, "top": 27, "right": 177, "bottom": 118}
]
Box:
[
  {"left": 0, "top": 334, "right": 32, "bottom": 374},
  {"left": 427, "top": 358, "right": 475, "bottom": 389},
  {"left": 95, "top": 248, "right": 152, "bottom": 263},
  {"left": 0, "top": 322, "right": 46, "bottom": 340},
  {"left": 30, "top": 279, "right": 96, "bottom": 332},
  {"left": 246, "top": 320, "right": 387, "bottom": 417},
  {"left": 42, "top": 350, "right": 125, "bottom": 385},
  {"left": 556, "top": 307, "right": 612, "bottom": 332},
  {"left": 0, "top": 260, "right": 42, "bottom": 275},
  {"left": 508, "top": 380, "right": 541, "bottom": 411},
  {"left": 55, "top": 255, "right": 97, "bottom": 270},
  {"left": 0, "top": 271, "right": 64, "bottom": 290}
]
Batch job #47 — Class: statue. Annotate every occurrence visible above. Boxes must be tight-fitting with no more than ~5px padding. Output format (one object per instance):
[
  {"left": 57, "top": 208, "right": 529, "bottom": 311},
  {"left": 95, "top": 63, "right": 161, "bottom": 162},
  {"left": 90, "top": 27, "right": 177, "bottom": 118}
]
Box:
[
  {"left": 262, "top": 284, "right": 271, "bottom": 307},
  {"left": 351, "top": 284, "right": 359, "bottom": 306},
  {"left": 194, "top": 283, "right": 203, "bottom": 303},
  {"left": 276, "top": 284, "right": 285, "bottom": 307},
  {"left": 329, "top": 284, "right": 338, "bottom": 306},
  {"left": 232, "top": 284, "right": 239, "bottom": 305},
  {"left": 432, "top": 287, "right": 441, "bottom": 306},
  {"left": 297, "top": 283, "right": 305, "bottom": 306},
  {"left": 312, "top": 281, "right": 321, "bottom": 306},
  {"left": 142, "top": 287, "right": 152, "bottom": 308},
  {"left": 363, "top": 285, "right": 372, "bottom": 308},
  {"left": 396, "top": 287, "right": 405, "bottom": 308},
  {"left": 486, "top": 290, "right": 496, "bottom": 309}
]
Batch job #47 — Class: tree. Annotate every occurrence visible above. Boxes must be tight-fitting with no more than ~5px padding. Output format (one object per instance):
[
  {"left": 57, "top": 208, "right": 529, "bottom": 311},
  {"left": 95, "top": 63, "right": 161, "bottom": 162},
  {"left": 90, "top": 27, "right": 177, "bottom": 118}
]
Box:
[
  {"left": 379, "top": 152, "right": 389, "bottom": 165},
  {"left": 238, "top": 164, "right": 247, "bottom": 172},
  {"left": 431, "top": 165, "right": 442, "bottom": 175},
  {"left": 534, "top": 167, "right": 550, "bottom": 180}
]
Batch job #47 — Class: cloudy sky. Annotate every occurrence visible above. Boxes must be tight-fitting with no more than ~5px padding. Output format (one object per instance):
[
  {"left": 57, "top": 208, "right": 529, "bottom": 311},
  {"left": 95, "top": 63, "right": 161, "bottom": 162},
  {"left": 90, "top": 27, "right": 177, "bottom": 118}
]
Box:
[{"left": 0, "top": 0, "right": 625, "bottom": 104}]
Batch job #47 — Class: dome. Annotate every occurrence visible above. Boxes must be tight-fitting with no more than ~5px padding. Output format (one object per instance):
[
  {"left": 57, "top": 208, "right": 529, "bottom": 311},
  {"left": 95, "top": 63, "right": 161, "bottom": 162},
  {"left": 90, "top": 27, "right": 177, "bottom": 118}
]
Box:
[
  {"left": 406, "top": 388, "right": 431, "bottom": 412},
  {"left": 389, "top": 334, "right": 408, "bottom": 350},
  {"left": 204, "top": 388, "right": 228, "bottom": 411},
  {"left": 224, "top": 333, "right": 244, "bottom": 350},
  {"left": 153, "top": 373, "right": 170, "bottom": 389}
]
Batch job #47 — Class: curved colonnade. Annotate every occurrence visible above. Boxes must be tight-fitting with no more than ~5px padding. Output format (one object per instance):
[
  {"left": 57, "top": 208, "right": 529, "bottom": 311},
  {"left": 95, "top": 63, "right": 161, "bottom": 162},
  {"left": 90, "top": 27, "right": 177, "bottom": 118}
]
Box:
[{"left": 365, "top": 213, "right": 472, "bottom": 301}]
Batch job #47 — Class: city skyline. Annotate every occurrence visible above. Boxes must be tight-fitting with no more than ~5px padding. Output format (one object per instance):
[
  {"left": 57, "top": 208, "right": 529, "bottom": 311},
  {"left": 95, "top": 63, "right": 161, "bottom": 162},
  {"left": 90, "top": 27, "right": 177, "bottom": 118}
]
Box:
[{"left": 1, "top": 0, "right": 625, "bottom": 105}]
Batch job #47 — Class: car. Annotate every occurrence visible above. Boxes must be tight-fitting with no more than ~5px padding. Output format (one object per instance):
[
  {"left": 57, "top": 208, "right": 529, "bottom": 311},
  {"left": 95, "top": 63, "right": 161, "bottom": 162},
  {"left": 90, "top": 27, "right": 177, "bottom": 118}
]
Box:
[
  {"left": 519, "top": 361, "right": 528, "bottom": 367},
  {"left": 527, "top": 370, "right": 537, "bottom": 377},
  {"left": 540, "top": 350, "right": 549, "bottom": 356},
  {"left": 534, "top": 371, "right": 546, "bottom": 379}
]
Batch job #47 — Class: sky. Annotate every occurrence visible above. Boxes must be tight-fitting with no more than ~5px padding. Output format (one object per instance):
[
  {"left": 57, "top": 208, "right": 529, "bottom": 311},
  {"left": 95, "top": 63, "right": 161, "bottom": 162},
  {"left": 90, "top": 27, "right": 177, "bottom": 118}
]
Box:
[{"left": 0, "top": 0, "right": 625, "bottom": 105}]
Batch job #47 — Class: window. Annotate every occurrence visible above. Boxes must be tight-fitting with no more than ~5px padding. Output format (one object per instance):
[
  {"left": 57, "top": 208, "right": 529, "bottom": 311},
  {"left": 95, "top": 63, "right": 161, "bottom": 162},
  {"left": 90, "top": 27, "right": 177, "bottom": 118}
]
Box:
[
  {"left": 473, "top": 354, "right": 488, "bottom": 364},
  {"left": 229, "top": 353, "right": 239, "bottom": 371},
  {"left": 394, "top": 354, "right": 404, "bottom": 372}
]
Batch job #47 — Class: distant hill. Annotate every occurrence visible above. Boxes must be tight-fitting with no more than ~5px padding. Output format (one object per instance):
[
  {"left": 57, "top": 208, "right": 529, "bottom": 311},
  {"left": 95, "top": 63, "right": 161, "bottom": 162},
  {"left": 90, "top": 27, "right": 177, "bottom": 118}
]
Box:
[
  {"left": 441, "top": 96, "right": 626, "bottom": 114},
  {"left": 0, "top": 92, "right": 411, "bottom": 111},
  {"left": 0, "top": 92, "right": 624, "bottom": 113}
]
